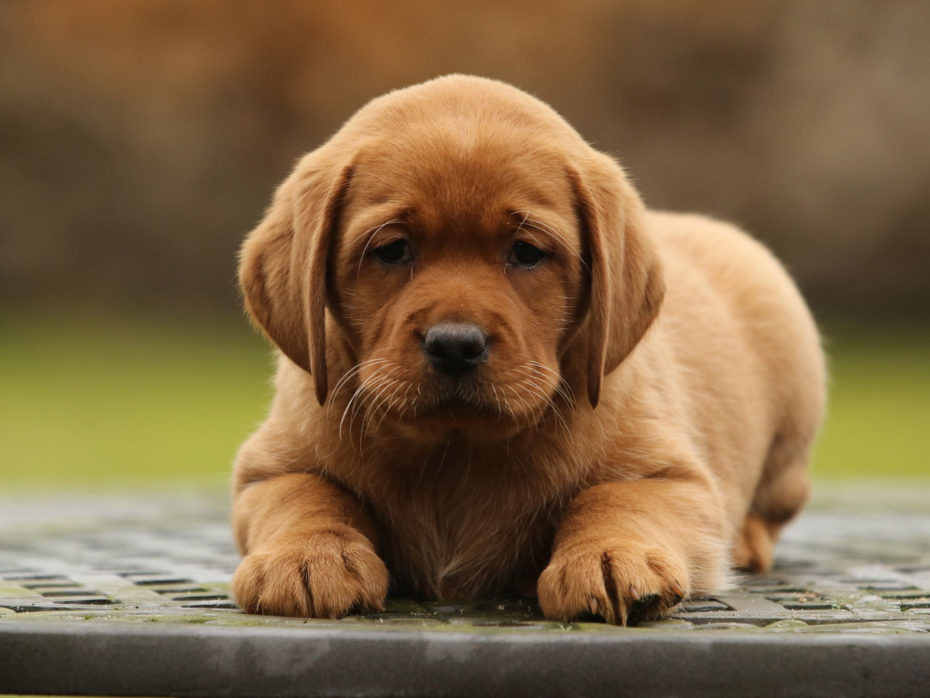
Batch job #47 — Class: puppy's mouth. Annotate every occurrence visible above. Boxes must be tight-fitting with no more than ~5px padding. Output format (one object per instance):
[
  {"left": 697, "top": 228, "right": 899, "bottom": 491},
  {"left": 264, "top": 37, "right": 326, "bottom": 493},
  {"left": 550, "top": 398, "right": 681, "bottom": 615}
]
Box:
[
  {"left": 337, "top": 357, "right": 564, "bottom": 440},
  {"left": 367, "top": 381, "right": 546, "bottom": 439},
  {"left": 388, "top": 390, "right": 534, "bottom": 442}
]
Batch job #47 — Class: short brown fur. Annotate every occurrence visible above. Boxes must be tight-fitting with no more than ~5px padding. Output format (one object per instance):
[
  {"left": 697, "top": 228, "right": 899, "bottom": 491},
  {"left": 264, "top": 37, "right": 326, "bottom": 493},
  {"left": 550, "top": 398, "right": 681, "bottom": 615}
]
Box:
[{"left": 231, "top": 75, "right": 826, "bottom": 624}]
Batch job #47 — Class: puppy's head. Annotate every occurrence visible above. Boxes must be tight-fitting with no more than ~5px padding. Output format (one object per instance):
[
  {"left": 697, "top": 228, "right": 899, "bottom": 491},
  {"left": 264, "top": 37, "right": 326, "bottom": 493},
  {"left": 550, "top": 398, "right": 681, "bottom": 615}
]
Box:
[{"left": 240, "top": 76, "right": 664, "bottom": 441}]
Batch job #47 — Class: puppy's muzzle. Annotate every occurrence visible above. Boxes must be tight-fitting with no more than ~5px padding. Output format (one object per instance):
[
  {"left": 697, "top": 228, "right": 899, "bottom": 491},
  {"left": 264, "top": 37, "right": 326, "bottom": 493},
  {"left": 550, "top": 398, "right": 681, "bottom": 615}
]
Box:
[{"left": 423, "top": 323, "right": 489, "bottom": 378}]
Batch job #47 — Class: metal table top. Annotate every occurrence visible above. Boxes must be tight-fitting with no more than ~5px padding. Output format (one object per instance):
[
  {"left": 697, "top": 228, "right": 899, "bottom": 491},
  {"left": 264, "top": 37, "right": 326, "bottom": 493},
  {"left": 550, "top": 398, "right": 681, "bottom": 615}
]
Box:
[{"left": 1, "top": 482, "right": 928, "bottom": 697}]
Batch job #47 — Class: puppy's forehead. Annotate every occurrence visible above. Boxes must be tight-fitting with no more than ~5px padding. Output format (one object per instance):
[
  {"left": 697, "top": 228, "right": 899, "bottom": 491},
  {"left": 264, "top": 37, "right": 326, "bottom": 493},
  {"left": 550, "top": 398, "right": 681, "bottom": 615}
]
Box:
[
  {"left": 353, "top": 135, "right": 566, "bottom": 221},
  {"left": 350, "top": 132, "right": 577, "bottom": 233}
]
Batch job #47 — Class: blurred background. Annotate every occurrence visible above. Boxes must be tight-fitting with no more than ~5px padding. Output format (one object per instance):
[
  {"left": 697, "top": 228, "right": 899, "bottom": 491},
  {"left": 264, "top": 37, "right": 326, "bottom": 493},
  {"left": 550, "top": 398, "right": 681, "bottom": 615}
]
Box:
[{"left": 2, "top": 0, "right": 927, "bottom": 489}]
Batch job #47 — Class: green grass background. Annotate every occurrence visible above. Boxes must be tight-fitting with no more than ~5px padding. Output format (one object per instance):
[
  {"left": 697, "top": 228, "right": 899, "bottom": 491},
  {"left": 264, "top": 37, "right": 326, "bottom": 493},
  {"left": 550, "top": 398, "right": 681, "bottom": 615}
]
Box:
[{"left": 1, "top": 311, "right": 927, "bottom": 488}]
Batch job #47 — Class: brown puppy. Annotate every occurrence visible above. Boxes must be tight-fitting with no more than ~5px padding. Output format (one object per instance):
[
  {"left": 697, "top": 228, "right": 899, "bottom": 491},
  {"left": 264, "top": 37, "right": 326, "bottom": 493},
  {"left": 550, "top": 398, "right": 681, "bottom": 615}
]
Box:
[{"left": 231, "top": 75, "right": 826, "bottom": 624}]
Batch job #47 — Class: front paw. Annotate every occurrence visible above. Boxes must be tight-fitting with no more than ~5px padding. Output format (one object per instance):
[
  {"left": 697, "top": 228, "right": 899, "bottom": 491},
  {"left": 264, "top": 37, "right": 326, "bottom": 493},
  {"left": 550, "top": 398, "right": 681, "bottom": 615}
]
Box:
[
  {"left": 232, "top": 527, "right": 389, "bottom": 618},
  {"left": 537, "top": 542, "right": 688, "bottom": 625}
]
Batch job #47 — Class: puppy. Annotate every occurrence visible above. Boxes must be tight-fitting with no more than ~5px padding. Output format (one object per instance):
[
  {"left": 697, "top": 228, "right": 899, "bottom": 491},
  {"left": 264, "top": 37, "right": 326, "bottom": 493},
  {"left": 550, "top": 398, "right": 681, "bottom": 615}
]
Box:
[{"left": 231, "top": 75, "right": 825, "bottom": 625}]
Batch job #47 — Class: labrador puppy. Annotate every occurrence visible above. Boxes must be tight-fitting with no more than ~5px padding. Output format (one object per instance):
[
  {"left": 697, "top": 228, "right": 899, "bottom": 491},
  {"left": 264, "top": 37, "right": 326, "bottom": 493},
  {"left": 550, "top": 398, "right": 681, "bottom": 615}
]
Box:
[{"left": 231, "top": 75, "right": 826, "bottom": 625}]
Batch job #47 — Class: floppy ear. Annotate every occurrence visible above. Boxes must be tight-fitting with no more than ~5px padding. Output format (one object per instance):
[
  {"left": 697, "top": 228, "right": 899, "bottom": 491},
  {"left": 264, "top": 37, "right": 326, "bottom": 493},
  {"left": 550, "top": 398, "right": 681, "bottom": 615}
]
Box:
[
  {"left": 570, "top": 153, "right": 665, "bottom": 407},
  {"left": 238, "top": 151, "right": 353, "bottom": 405}
]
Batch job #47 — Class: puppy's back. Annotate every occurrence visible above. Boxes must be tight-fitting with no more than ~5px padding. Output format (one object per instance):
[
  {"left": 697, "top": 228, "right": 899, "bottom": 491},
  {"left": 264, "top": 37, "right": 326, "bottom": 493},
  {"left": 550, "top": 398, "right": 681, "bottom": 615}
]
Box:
[{"left": 646, "top": 211, "right": 826, "bottom": 521}]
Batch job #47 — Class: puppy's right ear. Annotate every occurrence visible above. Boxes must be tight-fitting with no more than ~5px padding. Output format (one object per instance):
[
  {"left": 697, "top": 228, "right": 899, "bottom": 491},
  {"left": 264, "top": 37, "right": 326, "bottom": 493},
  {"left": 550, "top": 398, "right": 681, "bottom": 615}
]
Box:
[{"left": 238, "top": 150, "right": 352, "bottom": 404}]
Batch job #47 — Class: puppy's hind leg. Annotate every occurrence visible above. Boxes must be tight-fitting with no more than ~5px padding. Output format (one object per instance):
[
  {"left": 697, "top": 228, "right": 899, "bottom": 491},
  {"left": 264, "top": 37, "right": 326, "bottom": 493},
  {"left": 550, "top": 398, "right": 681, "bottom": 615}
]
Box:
[{"left": 733, "top": 432, "right": 813, "bottom": 573}]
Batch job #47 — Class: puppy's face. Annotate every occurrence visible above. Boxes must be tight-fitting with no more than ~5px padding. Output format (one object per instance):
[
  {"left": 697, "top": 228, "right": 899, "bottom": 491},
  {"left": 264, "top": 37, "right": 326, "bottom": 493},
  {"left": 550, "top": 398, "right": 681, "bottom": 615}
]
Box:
[
  {"left": 239, "top": 76, "right": 664, "bottom": 445},
  {"left": 331, "top": 129, "right": 585, "bottom": 440}
]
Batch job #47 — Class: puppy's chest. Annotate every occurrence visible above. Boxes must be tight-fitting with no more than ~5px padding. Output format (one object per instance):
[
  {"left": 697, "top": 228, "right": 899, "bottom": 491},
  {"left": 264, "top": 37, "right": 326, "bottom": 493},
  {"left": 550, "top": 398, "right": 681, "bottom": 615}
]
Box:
[{"left": 371, "top": 480, "right": 556, "bottom": 599}]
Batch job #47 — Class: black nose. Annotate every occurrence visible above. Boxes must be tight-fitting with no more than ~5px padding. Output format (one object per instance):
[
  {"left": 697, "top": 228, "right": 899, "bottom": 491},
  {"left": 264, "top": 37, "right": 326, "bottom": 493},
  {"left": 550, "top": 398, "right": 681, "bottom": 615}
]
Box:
[{"left": 423, "top": 323, "right": 489, "bottom": 377}]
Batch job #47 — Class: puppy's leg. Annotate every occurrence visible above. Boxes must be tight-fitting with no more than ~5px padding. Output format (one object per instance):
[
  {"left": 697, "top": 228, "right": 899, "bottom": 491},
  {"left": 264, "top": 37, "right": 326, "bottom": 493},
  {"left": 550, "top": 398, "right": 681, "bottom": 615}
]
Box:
[
  {"left": 231, "top": 472, "right": 389, "bottom": 618},
  {"left": 736, "top": 322, "right": 824, "bottom": 572},
  {"left": 537, "top": 478, "right": 727, "bottom": 625},
  {"left": 734, "top": 442, "right": 812, "bottom": 572},
  {"left": 733, "top": 513, "right": 778, "bottom": 573}
]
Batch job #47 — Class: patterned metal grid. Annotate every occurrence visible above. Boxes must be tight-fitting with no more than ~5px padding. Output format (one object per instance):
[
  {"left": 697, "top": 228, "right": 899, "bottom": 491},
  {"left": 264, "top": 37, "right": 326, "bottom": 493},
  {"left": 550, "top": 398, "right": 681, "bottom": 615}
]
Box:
[{"left": 1, "top": 487, "right": 929, "bottom": 633}]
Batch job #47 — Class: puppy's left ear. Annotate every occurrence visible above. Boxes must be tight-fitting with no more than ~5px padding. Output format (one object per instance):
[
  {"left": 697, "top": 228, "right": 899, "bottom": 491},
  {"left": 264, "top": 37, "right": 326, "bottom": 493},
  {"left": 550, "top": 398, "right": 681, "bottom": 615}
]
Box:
[{"left": 571, "top": 153, "right": 665, "bottom": 407}]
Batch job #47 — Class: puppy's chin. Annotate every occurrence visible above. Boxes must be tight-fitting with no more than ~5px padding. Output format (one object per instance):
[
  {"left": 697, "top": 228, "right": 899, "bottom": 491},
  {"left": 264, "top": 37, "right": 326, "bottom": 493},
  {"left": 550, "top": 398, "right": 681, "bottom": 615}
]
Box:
[
  {"left": 406, "top": 400, "right": 530, "bottom": 441},
  {"left": 369, "top": 391, "right": 550, "bottom": 444}
]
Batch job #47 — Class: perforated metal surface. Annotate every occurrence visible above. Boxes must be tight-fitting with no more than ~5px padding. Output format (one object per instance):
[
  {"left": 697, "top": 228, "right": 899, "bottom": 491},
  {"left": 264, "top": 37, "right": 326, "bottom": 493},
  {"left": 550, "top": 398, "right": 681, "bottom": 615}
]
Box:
[
  {"left": 1, "top": 485, "right": 928, "bottom": 632},
  {"left": 1, "top": 485, "right": 929, "bottom": 697}
]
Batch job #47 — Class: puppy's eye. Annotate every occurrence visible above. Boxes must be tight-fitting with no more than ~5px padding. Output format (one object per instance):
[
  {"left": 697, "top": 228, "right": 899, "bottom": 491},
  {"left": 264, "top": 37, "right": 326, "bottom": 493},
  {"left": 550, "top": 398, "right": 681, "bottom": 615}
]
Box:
[
  {"left": 509, "top": 240, "right": 546, "bottom": 268},
  {"left": 373, "top": 239, "right": 413, "bottom": 265}
]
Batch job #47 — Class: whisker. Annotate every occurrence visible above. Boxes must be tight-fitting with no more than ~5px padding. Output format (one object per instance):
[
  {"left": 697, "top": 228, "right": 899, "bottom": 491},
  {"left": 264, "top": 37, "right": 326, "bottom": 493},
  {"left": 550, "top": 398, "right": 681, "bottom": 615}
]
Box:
[
  {"left": 513, "top": 363, "right": 558, "bottom": 396},
  {"left": 339, "top": 382, "right": 369, "bottom": 443},
  {"left": 330, "top": 358, "right": 392, "bottom": 404},
  {"left": 509, "top": 364, "right": 574, "bottom": 439},
  {"left": 487, "top": 384, "right": 497, "bottom": 414},
  {"left": 339, "top": 363, "right": 399, "bottom": 442},
  {"left": 372, "top": 378, "right": 408, "bottom": 431},
  {"left": 358, "top": 370, "right": 402, "bottom": 436},
  {"left": 525, "top": 360, "right": 576, "bottom": 404},
  {"left": 399, "top": 383, "right": 414, "bottom": 419},
  {"left": 518, "top": 374, "right": 570, "bottom": 437},
  {"left": 504, "top": 384, "right": 534, "bottom": 421}
]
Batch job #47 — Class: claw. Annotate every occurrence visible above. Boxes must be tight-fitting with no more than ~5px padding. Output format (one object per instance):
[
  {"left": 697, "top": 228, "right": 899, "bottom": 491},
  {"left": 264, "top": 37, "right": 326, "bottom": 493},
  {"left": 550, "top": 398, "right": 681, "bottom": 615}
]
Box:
[
  {"left": 669, "top": 582, "right": 685, "bottom": 606},
  {"left": 618, "top": 602, "right": 629, "bottom": 627},
  {"left": 633, "top": 593, "right": 658, "bottom": 608}
]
